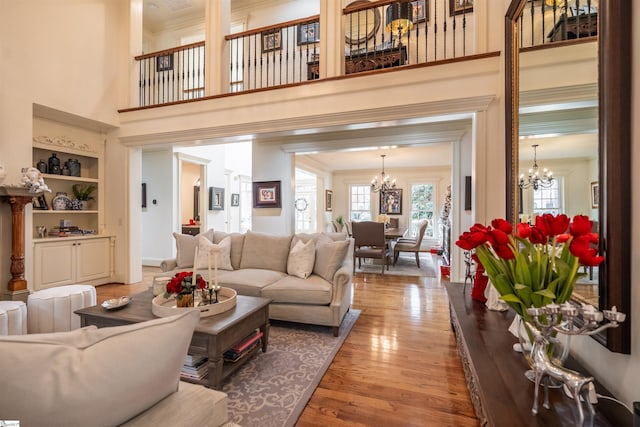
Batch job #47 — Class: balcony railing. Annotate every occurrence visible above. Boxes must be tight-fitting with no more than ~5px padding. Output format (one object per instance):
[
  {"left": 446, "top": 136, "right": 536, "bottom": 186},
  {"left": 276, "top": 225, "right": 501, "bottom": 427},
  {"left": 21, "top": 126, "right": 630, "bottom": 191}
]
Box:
[
  {"left": 133, "top": 0, "right": 477, "bottom": 107},
  {"left": 135, "top": 42, "right": 205, "bottom": 107},
  {"left": 518, "top": 0, "right": 598, "bottom": 49}
]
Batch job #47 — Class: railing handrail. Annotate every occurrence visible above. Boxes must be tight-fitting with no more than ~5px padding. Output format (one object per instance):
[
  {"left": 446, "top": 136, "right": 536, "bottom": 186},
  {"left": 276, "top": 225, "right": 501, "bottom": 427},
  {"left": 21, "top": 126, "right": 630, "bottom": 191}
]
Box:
[
  {"left": 135, "top": 41, "right": 205, "bottom": 61},
  {"left": 224, "top": 15, "right": 320, "bottom": 41},
  {"left": 343, "top": 0, "right": 398, "bottom": 14},
  {"left": 519, "top": 36, "right": 597, "bottom": 54}
]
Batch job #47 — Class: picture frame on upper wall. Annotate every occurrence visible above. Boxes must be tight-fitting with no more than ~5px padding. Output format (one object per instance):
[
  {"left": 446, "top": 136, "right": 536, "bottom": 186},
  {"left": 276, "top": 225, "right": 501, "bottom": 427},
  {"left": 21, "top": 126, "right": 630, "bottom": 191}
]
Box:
[
  {"left": 325, "top": 190, "right": 333, "bottom": 211},
  {"left": 380, "top": 189, "right": 403, "bottom": 215},
  {"left": 231, "top": 193, "right": 240, "bottom": 207},
  {"left": 262, "top": 29, "right": 282, "bottom": 53},
  {"left": 253, "top": 181, "right": 281, "bottom": 208},
  {"left": 412, "top": 0, "right": 428, "bottom": 23},
  {"left": 209, "top": 187, "right": 224, "bottom": 211},
  {"left": 591, "top": 181, "right": 599, "bottom": 209},
  {"left": 450, "top": 0, "right": 473, "bottom": 16},
  {"left": 297, "top": 21, "right": 320, "bottom": 45},
  {"left": 156, "top": 53, "right": 173, "bottom": 72}
]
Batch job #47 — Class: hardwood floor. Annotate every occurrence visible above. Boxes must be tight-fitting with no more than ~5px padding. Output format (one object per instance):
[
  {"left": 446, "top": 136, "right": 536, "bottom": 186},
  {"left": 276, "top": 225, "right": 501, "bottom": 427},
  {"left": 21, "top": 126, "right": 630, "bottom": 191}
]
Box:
[{"left": 95, "top": 260, "right": 479, "bottom": 426}]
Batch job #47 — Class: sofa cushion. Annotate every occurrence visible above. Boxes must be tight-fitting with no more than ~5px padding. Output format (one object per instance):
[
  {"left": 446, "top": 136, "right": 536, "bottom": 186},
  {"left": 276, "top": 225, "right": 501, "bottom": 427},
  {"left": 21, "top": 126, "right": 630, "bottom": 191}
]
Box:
[
  {"left": 174, "top": 229, "right": 214, "bottom": 268},
  {"left": 287, "top": 239, "right": 316, "bottom": 279},
  {"left": 0, "top": 311, "right": 200, "bottom": 427},
  {"left": 239, "top": 231, "right": 293, "bottom": 273},
  {"left": 122, "top": 381, "right": 228, "bottom": 427},
  {"left": 195, "top": 235, "right": 233, "bottom": 271},
  {"left": 217, "top": 269, "right": 286, "bottom": 297},
  {"left": 313, "top": 236, "right": 350, "bottom": 282},
  {"left": 262, "top": 274, "right": 332, "bottom": 304},
  {"left": 213, "top": 231, "right": 245, "bottom": 270}
]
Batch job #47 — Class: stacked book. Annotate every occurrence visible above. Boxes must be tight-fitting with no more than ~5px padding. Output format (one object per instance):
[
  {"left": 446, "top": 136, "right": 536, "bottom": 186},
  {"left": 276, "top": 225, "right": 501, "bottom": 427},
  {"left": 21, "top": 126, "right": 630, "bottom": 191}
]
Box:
[
  {"left": 223, "top": 330, "right": 263, "bottom": 363},
  {"left": 181, "top": 354, "right": 208, "bottom": 381}
]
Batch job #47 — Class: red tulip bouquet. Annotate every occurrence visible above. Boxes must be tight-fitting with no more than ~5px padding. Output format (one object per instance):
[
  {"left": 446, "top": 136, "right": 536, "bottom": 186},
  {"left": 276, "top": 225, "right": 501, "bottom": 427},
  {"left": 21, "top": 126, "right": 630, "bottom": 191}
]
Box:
[{"left": 456, "top": 214, "right": 603, "bottom": 322}]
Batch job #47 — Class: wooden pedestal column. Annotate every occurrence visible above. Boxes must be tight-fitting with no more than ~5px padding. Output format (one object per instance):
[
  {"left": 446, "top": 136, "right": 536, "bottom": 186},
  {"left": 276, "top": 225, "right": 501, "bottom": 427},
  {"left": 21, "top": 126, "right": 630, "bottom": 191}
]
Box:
[{"left": 1, "top": 187, "right": 40, "bottom": 294}]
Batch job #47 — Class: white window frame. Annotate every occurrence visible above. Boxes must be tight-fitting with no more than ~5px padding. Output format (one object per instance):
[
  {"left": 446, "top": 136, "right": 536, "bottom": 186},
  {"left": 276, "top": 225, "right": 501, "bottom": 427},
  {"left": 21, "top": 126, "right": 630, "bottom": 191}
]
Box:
[{"left": 349, "top": 184, "right": 372, "bottom": 221}]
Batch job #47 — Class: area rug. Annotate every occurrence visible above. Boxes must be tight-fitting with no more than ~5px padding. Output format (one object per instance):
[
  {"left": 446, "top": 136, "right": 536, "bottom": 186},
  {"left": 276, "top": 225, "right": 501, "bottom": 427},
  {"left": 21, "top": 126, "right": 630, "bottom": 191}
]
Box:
[
  {"left": 355, "top": 252, "right": 438, "bottom": 277},
  {"left": 221, "top": 309, "right": 360, "bottom": 427}
]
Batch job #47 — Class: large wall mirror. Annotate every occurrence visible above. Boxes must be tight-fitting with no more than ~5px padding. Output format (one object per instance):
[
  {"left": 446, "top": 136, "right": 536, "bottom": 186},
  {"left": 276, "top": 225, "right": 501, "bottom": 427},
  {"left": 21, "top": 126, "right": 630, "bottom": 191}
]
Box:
[{"left": 505, "top": 0, "right": 631, "bottom": 353}]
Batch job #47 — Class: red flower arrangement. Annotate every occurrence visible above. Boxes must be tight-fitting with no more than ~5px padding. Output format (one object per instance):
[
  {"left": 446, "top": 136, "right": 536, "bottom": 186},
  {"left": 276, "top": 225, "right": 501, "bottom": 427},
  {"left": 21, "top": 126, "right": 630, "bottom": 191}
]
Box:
[
  {"left": 456, "top": 214, "right": 603, "bottom": 320},
  {"left": 164, "top": 271, "right": 206, "bottom": 300}
]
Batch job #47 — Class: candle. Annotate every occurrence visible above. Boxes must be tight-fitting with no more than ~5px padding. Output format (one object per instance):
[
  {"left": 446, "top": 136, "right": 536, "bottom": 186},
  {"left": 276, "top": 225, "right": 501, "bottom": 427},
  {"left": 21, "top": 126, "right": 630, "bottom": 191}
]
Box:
[
  {"left": 214, "top": 249, "right": 219, "bottom": 288},
  {"left": 208, "top": 249, "right": 212, "bottom": 289},
  {"left": 192, "top": 246, "right": 199, "bottom": 288}
]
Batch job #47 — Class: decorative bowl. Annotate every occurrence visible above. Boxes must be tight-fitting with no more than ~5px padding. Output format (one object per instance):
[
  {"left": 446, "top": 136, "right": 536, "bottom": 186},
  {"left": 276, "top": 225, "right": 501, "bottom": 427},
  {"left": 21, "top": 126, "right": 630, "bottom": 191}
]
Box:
[{"left": 151, "top": 287, "right": 237, "bottom": 318}]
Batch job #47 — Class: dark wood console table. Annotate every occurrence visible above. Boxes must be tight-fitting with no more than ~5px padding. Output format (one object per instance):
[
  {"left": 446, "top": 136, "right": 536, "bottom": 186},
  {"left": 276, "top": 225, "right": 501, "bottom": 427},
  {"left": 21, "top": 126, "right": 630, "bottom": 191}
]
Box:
[
  {"left": 445, "top": 283, "right": 631, "bottom": 426},
  {"left": 548, "top": 13, "right": 598, "bottom": 42},
  {"left": 307, "top": 46, "right": 407, "bottom": 80}
]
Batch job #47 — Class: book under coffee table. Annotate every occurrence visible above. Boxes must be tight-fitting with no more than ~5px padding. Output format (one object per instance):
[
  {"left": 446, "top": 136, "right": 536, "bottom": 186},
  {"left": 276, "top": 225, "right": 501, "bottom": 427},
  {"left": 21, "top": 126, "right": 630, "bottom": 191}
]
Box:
[{"left": 75, "top": 288, "right": 271, "bottom": 390}]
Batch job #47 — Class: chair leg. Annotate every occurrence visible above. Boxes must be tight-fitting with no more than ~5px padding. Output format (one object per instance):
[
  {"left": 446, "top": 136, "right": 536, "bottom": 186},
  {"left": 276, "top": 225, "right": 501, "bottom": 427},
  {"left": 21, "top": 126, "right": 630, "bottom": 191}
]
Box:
[
  {"left": 394, "top": 251, "right": 399, "bottom": 265},
  {"left": 415, "top": 252, "right": 420, "bottom": 268}
]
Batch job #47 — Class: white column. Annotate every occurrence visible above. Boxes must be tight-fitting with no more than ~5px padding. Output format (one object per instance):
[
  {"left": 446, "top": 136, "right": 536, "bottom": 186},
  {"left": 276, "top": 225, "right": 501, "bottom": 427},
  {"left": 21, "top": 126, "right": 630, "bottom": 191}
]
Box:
[
  {"left": 206, "top": 0, "right": 231, "bottom": 96},
  {"left": 319, "top": 0, "right": 344, "bottom": 79}
]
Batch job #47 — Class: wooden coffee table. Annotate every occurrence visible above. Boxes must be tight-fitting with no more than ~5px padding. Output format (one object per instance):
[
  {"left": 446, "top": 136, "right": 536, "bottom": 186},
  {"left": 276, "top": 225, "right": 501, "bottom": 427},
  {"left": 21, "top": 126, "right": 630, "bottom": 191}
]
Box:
[{"left": 75, "top": 288, "right": 270, "bottom": 390}]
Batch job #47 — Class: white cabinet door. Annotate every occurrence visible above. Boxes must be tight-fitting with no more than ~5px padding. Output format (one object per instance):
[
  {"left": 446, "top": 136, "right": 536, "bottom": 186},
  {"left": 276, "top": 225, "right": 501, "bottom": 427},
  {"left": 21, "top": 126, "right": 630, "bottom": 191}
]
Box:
[
  {"left": 75, "top": 238, "right": 110, "bottom": 282},
  {"left": 33, "top": 237, "right": 112, "bottom": 290},
  {"left": 33, "top": 240, "right": 76, "bottom": 289}
]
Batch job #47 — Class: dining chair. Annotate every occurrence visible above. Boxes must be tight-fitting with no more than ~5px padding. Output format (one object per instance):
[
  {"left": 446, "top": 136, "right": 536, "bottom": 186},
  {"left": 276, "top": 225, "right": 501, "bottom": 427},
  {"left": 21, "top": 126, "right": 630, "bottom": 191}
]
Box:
[
  {"left": 393, "top": 219, "right": 429, "bottom": 267},
  {"left": 343, "top": 220, "right": 353, "bottom": 237},
  {"left": 352, "top": 221, "right": 391, "bottom": 274},
  {"left": 332, "top": 220, "right": 341, "bottom": 233}
]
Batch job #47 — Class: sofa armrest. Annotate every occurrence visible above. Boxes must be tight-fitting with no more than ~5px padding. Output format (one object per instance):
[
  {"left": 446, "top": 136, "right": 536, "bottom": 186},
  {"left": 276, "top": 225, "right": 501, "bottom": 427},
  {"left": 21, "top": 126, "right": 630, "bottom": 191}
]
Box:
[
  {"left": 160, "top": 259, "right": 178, "bottom": 272},
  {"left": 331, "top": 265, "right": 352, "bottom": 303}
]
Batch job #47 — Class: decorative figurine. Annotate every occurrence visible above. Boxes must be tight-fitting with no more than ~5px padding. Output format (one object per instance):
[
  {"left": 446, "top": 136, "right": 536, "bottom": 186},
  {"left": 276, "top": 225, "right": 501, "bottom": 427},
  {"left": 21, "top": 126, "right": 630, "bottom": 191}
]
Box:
[{"left": 20, "top": 167, "right": 51, "bottom": 193}]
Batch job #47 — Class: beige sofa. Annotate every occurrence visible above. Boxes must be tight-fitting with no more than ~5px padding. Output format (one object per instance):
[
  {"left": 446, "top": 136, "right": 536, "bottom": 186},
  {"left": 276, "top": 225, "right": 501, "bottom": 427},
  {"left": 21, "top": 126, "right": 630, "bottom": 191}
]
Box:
[
  {"left": 161, "top": 230, "right": 353, "bottom": 336},
  {"left": 0, "top": 311, "right": 230, "bottom": 427}
]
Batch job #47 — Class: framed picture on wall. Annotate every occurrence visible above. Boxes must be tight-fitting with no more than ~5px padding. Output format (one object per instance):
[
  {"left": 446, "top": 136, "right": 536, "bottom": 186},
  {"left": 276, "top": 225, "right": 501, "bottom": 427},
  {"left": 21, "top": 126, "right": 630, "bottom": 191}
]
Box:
[
  {"left": 412, "top": 0, "right": 428, "bottom": 23},
  {"left": 450, "top": 0, "right": 473, "bottom": 16},
  {"left": 231, "top": 193, "right": 240, "bottom": 207},
  {"left": 209, "top": 187, "right": 224, "bottom": 211},
  {"left": 325, "top": 190, "right": 333, "bottom": 211},
  {"left": 380, "top": 189, "right": 402, "bottom": 215},
  {"left": 253, "top": 181, "right": 281, "bottom": 208},
  {"left": 297, "top": 21, "right": 320, "bottom": 45},
  {"left": 156, "top": 53, "right": 173, "bottom": 72},
  {"left": 261, "top": 29, "right": 282, "bottom": 53}
]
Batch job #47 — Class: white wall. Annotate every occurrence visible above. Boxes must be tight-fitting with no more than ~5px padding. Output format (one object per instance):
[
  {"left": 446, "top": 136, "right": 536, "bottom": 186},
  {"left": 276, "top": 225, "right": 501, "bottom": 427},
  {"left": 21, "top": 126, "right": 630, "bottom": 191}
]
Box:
[
  {"left": 251, "top": 141, "right": 294, "bottom": 235},
  {"left": 141, "top": 149, "right": 175, "bottom": 266}
]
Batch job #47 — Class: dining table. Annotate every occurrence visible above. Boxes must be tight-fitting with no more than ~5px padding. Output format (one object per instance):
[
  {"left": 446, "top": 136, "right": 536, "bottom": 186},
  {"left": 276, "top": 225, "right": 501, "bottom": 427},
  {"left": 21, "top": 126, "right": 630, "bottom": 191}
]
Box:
[{"left": 384, "top": 228, "right": 406, "bottom": 240}]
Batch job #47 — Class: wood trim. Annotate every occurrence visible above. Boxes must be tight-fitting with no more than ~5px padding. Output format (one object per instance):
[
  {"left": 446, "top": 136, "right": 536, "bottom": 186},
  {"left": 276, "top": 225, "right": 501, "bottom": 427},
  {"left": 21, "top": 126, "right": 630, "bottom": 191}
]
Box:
[
  {"left": 599, "top": 0, "right": 632, "bottom": 354},
  {"left": 135, "top": 41, "right": 205, "bottom": 61}
]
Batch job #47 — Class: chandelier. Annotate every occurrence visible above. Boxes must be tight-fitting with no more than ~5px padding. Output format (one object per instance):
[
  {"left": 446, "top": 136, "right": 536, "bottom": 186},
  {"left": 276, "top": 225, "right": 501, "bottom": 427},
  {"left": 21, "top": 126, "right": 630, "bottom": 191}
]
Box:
[
  {"left": 519, "top": 144, "right": 553, "bottom": 190},
  {"left": 371, "top": 154, "right": 396, "bottom": 193}
]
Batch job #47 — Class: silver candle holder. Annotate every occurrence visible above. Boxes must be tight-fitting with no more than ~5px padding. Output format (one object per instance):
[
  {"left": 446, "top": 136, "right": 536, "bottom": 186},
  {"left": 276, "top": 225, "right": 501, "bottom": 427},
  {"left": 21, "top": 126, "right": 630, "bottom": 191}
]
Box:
[{"left": 522, "top": 303, "right": 626, "bottom": 427}]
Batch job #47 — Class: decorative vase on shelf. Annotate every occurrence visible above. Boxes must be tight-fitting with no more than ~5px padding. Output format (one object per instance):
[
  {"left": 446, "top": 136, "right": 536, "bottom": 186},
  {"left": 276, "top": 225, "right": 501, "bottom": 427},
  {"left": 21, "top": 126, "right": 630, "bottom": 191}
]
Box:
[
  {"left": 48, "top": 153, "right": 61, "bottom": 175},
  {"left": 52, "top": 192, "right": 71, "bottom": 210},
  {"left": 36, "top": 159, "right": 48, "bottom": 174}
]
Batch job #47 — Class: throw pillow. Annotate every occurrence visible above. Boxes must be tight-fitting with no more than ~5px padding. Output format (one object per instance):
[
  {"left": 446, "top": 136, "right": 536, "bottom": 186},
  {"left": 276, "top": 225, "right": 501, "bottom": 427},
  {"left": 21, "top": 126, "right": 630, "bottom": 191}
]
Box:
[
  {"left": 173, "top": 229, "right": 214, "bottom": 268},
  {"left": 194, "top": 235, "right": 233, "bottom": 271},
  {"left": 239, "top": 231, "right": 293, "bottom": 273},
  {"left": 287, "top": 239, "right": 316, "bottom": 279},
  {"left": 313, "top": 238, "right": 350, "bottom": 282},
  {"left": 0, "top": 311, "right": 200, "bottom": 426}
]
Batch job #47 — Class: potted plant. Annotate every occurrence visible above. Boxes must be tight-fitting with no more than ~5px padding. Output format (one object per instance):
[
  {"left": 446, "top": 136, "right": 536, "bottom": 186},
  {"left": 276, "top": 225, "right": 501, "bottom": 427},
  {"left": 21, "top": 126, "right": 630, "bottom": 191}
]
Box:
[{"left": 71, "top": 183, "right": 97, "bottom": 210}]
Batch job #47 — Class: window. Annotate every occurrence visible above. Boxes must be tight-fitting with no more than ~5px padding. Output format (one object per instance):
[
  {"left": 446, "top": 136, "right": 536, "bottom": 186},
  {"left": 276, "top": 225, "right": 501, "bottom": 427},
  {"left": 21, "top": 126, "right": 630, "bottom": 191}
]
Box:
[
  {"left": 532, "top": 178, "right": 563, "bottom": 216},
  {"left": 409, "top": 183, "right": 435, "bottom": 238},
  {"left": 349, "top": 185, "right": 371, "bottom": 221}
]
